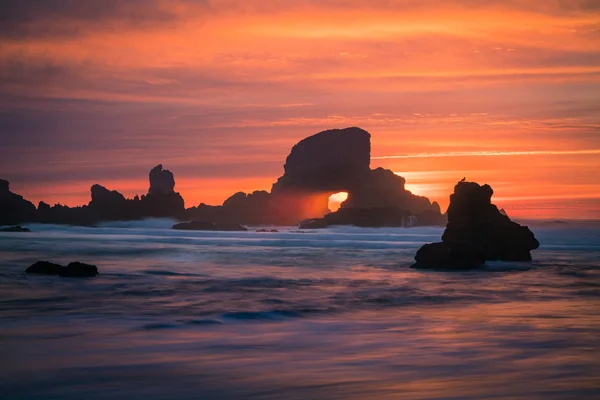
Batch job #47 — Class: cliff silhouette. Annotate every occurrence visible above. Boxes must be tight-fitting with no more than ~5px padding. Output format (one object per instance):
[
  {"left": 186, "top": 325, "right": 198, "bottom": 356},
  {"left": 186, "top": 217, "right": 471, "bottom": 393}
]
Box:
[{"left": 0, "top": 127, "right": 445, "bottom": 227}]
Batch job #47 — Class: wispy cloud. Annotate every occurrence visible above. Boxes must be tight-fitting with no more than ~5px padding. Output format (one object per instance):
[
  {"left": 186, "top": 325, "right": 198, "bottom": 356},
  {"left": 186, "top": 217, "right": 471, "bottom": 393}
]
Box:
[{"left": 373, "top": 149, "right": 600, "bottom": 159}]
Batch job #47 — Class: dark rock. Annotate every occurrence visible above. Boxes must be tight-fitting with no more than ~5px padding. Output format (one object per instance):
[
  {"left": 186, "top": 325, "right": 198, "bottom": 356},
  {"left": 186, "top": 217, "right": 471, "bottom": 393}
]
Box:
[
  {"left": 412, "top": 242, "right": 485, "bottom": 270},
  {"left": 59, "top": 262, "right": 98, "bottom": 277},
  {"left": 0, "top": 225, "right": 30, "bottom": 232},
  {"left": 256, "top": 229, "right": 279, "bottom": 233},
  {"left": 342, "top": 168, "right": 436, "bottom": 214},
  {"left": 268, "top": 128, "right": 444, "bottom": 225},
  {"left": 90, "top": 184, "right": 126, "bottom": 205},
  {"left": 89, "top": 184, "right": 130, "bottom": 220},
  {"left": 34, "top": 165, "right": 185, "bottom": 225},
  {"left": 273, "top": 127, "right": 371, "bottom": 193},
  {"left": 148, "top": 164, "right": 176, "bottom": 195},
  {"left": 186, "top": 191, "right": 274, "bottom": 226},
  {"left": 298, "top": 206, "right": 445, "bottom": 229},
  {"left": 26, "top": 261, "right": 64, "bottom": 275},
  {"left": 413, "top": 181, "right": 540, "bottom": 269},
  {"left": 172, "top": 221, "right": 248, "bottom": 231},
  {"left": 0, "top": 179, "right": 37, "bottom": 225}
]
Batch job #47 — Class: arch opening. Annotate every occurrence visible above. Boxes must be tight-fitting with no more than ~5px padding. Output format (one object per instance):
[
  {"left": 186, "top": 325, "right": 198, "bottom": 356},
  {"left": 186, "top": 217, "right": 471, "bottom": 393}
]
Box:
[{"left": 328, "top": 192, "right": 348, "bottom": 212}]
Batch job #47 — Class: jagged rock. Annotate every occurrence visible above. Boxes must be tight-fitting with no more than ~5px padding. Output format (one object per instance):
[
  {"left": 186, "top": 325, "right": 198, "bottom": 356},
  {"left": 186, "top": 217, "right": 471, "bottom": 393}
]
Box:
[
  {"left": 172, "top": 221, "right": 248, "bottom": 231},
  {"left": 89, "top": 184, "right": 130, "bottom": 220},
  {"left": 148, "top": 164, "right": 175, "bottom": 195},
  {"left": 0, "top": 225, "right": 30, "bottom": 232},
  {"left": 186, "top": 191, "right": 274, "bottom": 226},
  {"left": 90, "top": 184, "right": 126, "bottom": 205},
  {"left": 26, "top": 261, "right": 64, "bottom": 275},
  {"left": 299, "top": 206, "right": 446, "bottom": 229},
  {"left": 413, "top": 181, "right": 539, "bottom": 269},
  {"left": 342, "top": 168, "right": 434, "bottom": 214},
  {"left": 413, "top": 242, "right": 485, "bottom": 270},
  {"left": 0, "top": 179, "right": 37, "bottom": 225},
  {"left": 59, "top": 262, "right": 98, "bottom": 277}
]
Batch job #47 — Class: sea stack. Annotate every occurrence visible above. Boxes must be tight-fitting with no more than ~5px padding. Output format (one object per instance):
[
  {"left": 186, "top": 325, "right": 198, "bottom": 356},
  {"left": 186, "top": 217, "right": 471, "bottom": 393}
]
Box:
[{"left": 413, "top": 180, "right": 539, "bottom": 269}]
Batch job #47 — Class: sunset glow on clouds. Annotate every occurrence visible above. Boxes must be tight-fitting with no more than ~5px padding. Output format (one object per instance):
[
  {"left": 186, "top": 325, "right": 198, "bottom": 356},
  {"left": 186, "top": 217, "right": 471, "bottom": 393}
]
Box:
[{"left": 1, "top": 0, "right": 599, "bottom": 219}]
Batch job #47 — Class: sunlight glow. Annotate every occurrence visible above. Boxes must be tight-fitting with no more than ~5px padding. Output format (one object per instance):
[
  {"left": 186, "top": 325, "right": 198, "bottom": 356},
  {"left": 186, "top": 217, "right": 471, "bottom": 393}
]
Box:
[{"left": 328, "top": 192, "right": 349, "bottom": 212}]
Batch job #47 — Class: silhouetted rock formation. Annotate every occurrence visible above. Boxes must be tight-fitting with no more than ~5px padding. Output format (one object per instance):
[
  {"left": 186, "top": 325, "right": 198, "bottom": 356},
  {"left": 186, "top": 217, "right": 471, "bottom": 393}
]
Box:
[
  {"left": 0, "top": 225, "right": 30, "bottom": 232},
  {"left": 413, "top": 181, "right": 539, "bottom": 269},
  {"left": 4, "top": 128, "right": 445, "bottom": 228},
  {"left": 59, "top": 262, "right": 98, "bottom": 277},
  {"left": 26, "top": 261, "right": 64, "bottom": 275},
  {"left": 32, "top": 165, "right": 186, "bottom": 225},
  {"left": 172, "top": 221, "right": 248, "bottom": 231},
  {"left": 414, "top": 242, "right": 486, "bottom": 270},
  {"left": 89, "top": 184, "right": 130, "bottom": 220},
  {"left": 190, "top": 127, "right": 445, "bottom": 226},
  {"left": 299, "top": 206, "right": 444, "bottom": 229},
  {"left": 342, "top": 168, "right": 439, "bottom": 214},
  {"left": 0, "top": 179, "right": 37, "bottom": 225},
  {"left": 25, "top": 261, "right": 98, "bottom": 277},
  {"left": 273, "top": 127, "right": 371, "bottom": 192},
  {"left": 298, "top": 207, "right": 446, "bottom": 229},
  {"left": 149, "top": 164, "right": 175, "bottom": 195}
]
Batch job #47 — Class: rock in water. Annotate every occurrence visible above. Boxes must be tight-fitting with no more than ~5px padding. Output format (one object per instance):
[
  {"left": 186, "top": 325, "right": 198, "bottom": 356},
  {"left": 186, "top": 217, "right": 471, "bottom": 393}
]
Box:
[
  {"left": 26, "top": 261, "right": 64, "bottom": 275},
  {"left": 413, "top": 181, "right": 539, "bottom": 269},
  {"left": 59, "top": 262, "right": 99, "bottom": 277},
  {"left": 414, "top": 242, "right": 485, "bottom": 270}
]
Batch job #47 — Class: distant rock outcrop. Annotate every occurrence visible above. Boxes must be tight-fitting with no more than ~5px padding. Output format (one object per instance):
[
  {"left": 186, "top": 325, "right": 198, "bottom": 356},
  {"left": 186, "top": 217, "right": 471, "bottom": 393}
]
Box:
[
  {"left": 185, "top": 127, "right": 445, "bottom": 226},
  {"left": 299, "top": 206, "right": 445, "bottom": 229},
  {"left": 0, "top": 179, "right": 37, "bottom": 226},
  {"left": 3, "top": 128, "right": 446, "bottom": 228},
  {"left": 412, "top": 181, "right": 539, "bottom": 269},
  {"left": 149, "top": 164, "right": 175, "bottom": 195},
  {"left": 33, "top": 165, "right": 185, "bottom": 225}
]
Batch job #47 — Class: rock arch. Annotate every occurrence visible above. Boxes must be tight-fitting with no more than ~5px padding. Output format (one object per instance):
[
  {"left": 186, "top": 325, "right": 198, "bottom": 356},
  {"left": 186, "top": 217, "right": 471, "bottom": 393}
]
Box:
[{"left": 269, "top": 127, "right": 441, "bottom": 224}]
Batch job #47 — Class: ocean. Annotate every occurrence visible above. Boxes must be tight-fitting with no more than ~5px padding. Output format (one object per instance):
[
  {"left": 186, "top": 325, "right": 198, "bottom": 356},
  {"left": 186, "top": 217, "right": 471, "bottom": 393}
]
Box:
[{"left": 1, "top": 220, "right": 599, "bottom": 399}]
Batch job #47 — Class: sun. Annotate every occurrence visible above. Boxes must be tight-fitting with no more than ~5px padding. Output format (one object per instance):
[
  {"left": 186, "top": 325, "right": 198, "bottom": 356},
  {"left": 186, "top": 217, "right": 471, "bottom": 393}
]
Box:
[{"left": 328, "top": 192, "right": 349, "bottom": 212}]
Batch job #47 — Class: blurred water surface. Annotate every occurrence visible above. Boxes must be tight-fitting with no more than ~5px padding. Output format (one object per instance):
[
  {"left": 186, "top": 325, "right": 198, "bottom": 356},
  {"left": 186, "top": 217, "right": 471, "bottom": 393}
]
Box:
[{"left": 1, "top": 220, "right": 599, "bottom": 399}]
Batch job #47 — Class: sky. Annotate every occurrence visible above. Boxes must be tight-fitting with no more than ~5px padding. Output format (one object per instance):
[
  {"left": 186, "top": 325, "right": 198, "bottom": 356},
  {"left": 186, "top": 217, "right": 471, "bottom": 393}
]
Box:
[{"left": 1, "top": 0, "right": 599, "bottom": 219}]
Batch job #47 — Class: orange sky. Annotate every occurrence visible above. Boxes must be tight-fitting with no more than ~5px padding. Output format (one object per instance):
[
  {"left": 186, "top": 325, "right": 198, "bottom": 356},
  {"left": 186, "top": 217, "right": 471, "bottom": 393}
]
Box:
[{"left": 1, "top": 0, "right": 599, "bottom": 219}]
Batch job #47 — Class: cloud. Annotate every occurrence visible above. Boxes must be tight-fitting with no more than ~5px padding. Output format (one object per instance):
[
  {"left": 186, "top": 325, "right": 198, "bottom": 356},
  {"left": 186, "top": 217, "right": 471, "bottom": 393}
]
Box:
[
  {"left": 373, "top": 149, "right": 600, "bottom": 159},
  {"left": 0, "top": 0, "right": 209, "bottom": 39}
]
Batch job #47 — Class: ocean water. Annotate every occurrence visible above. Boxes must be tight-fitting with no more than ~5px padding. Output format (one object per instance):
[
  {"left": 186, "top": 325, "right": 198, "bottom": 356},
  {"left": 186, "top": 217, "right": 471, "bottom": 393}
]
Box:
[{"left": 1, "top": 220, "right": 599, "bottom": 399}]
